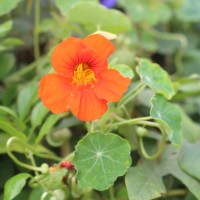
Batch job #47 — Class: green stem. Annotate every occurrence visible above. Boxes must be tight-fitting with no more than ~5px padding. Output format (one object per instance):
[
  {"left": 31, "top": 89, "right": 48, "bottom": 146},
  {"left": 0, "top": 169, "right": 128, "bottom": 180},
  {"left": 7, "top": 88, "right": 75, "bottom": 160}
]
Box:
[
  {"left": 110, "top": 116, "right": 153, "bottom": 128},
  {"left": 164, "top": 189, "right": 187, "bottom": 197},
  {"left": 109, "top": 186, "right": 115, "bottom": 200},
  {"left": 143, "top": 25, "right": 187, "bottom": 75},
  {"left": 6, "top": 137, "right": 42, "bottom": 172},
  {"left": 139, "top": 126, "right": 167, "bottom": 160},
  {"left": 118, "top": 82, "right": 146, "bottom": 108},
  {"left": 86, "top": 122, "right": 91, "bottom": 133},
  {"left": 26, "top": 151, "right": 39, "bottom": 176},
  {"left": 110, "top": 116, "right": 166, "bottom": 159},
  {"left": 34, "top": 0, "right": 40, "bottom": 60}
]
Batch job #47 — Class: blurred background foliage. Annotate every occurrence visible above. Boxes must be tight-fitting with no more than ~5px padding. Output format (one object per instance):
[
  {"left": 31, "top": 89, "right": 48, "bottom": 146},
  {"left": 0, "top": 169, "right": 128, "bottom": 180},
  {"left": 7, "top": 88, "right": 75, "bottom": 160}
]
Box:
[{"left": 0, "top": 0, "right": 200, "bottom": 199}]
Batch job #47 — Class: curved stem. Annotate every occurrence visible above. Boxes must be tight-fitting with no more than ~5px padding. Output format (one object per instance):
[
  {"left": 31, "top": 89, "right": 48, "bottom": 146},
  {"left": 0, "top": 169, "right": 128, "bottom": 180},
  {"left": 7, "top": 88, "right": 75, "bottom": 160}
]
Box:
[
  {"left": 34, "top": 0, "right": 40, "bottom": 60},
  {"left": 6, "top": 137, "right": 42, "bottom": 172},
  {"left": 143, "top": 25, "right": 187, "bottom": 75},
  {"left": 26, "top": 151, "right": 39, "bottom": 176},
  {"left": 110, "top": 116, "right": 153, "bottom": 128},
  {"left": 139, "top": 125, "right": 167, "bottom": 160},
  {"left": 110, "top": 116, "right": 166, "bottom": 160},
  {"left": 118, "top": 82, "right": 146, "bottom": 108}
]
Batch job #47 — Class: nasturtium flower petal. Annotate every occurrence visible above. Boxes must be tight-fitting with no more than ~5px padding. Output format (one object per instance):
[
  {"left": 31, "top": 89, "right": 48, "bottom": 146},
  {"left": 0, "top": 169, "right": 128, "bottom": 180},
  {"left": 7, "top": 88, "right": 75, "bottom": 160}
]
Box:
[
  {"left": 94, "top": 69, "right": 130, "bottom": 102},
  {"left": 38, "top": 74, "right": 73, "bottom": 113},
  {"left": 83, "top": 34, "right": 114, "bottom": 74},
  {"left": 69, "top": 88, "right": 108, "bottom": 121}
]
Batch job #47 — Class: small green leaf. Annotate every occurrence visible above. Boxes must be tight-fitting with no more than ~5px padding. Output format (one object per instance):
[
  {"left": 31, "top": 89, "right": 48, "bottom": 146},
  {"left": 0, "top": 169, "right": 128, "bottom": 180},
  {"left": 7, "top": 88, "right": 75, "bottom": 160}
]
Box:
[
  {"left": 31, "top": 102, "right": 49, "bottom": 130},
  {"left": 0, "top": 106, "right": 25, "bottom": 130},
  {"left": 179, "top": 142, "right": 200, "bottom": 181},
  {"left": 0, "top": 20, "right": 12, "bottom": 38},
  {"left": 150, "top": 94, "right": 182, "bottom": 145},
  {"left": 0, "top": 53, "right": 15, "bottom": 80},
  {"left": 35, "top": 114, "right": 64, "bottom": 144},
  {"left": 0, "top": 120, "right": 26, "bottom": 141},
  {"left": 68, "top": 2, "right": 131, "bottom": 34},
  {"left": 110, "top": 64, "right": 134, "bottom": 79},
  {"left": 55, "top": 0, "right": 97, "bottom": 14},
  {"left": 136, "top": 59, "right": 175, "bottom": 99},
  {"left": 73, "top": 132, "right": 131, "bottom": 191},
  {"left": 17, "top": 82, "right": 38, "bottom": 120},
  {"left": 125, "top": 165, "right": 166, "bottom": 200},
  {"left": 0, "top": 0, "right": 23, "bottom": 16},
  {"left": 4, "top": 173, "right": 30, "bottom": 200},
  {"left": 1, "top": 37, "right": 24, "bottom": 47}
]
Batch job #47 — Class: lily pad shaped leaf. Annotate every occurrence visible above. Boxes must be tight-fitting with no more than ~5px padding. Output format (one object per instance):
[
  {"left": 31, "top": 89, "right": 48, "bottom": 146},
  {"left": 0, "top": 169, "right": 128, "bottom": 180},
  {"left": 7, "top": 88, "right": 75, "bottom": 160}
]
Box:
[
  {"left": 73, "top": 132, "right": 131, "bottom": 191},
  {"left": 68, "top": 2, "right": 131, "bottom": 34},
  {"left": 136, "top": 59, "right": 175, "bottom": 99},
  {"left": 125, "top": 165, "right": 166, "bottom": 200},
  {"left": 150, "top": 94, "right": 182, "bottom": 145}
]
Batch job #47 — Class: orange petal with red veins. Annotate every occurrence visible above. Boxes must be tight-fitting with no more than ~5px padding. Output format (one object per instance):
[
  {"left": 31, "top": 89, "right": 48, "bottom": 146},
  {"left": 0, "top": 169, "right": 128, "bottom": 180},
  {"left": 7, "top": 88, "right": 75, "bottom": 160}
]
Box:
[
  {"left": 83, "top": 34, "right": 115, "bottom": 75},
  {"left": 51, "top": 37, "right": 92, "bottom": 77},
  {"left": 69, "top": 88, "right": 108, "bottom": 121},
  {"left": 94, "top": 69, "right": 130, "bottom": 102},
  {"left": 38, "top": 74, "right": 73, "bottom": 113}
]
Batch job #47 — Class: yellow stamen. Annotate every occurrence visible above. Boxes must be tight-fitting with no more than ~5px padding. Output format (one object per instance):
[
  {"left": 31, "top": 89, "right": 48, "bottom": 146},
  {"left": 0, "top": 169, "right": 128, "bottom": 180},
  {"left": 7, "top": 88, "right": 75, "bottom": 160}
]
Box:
[{"left": 73, "top": 63, "right": 96, "bottom": 86}]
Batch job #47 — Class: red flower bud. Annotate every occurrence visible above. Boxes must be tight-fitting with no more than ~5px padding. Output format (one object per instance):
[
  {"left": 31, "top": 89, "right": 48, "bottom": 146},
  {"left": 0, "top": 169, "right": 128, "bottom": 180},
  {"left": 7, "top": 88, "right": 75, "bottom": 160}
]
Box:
[{"left": 60, "top": 161, "right": 74, "bottom": 170}]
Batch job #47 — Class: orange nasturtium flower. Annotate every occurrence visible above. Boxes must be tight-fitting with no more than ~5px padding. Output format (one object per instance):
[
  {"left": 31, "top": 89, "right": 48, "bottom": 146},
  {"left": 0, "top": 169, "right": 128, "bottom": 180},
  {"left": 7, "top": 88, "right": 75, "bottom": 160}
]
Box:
[{"left": 38, "top": 34, "right": 130, "bottom": 121}]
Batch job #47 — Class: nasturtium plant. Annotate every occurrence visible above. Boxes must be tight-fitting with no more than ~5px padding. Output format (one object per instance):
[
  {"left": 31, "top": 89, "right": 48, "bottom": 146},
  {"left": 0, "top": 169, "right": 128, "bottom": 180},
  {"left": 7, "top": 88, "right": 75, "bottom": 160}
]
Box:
[
  {"left": 73, "top": 132, "right": 131, "bottom": 191},
  {"left": 1, "top": 0, "right": 200, "bottom": 199}
]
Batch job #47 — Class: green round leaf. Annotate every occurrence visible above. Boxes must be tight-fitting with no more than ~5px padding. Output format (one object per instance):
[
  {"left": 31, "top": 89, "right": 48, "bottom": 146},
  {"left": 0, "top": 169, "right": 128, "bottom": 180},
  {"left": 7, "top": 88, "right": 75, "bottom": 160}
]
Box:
[
  {"left": 4, "top": 173, "right": 30, "bottom": 200},
  {"left": 55, "top": 0, "right": 98, "bottom": 14},
  {"left": 175, "top": 0, "right": 200, "bottom": 22},
  {"left": 121, "top": 0, "right": 171, "bottom": 25},
  {"left": 158, "top": 146, "right": 200, "bottom": 199},
  {"left": 136, "top": 59, "right": 175, "bottom": 99},
  {"left": 73, "top": 132, "right": 131, "bottom": 191},
  {"left": 150, "top": 94, "right": 182, "bottom": 145},
  {"left": 68, "top": 2, "right": 131, "bottom": 34},
  {"left": 179, "top": 142, "right": 200, "bottom": 181},
  {"left": 125, "top": 165, "right": 166, "bottom": 200}
]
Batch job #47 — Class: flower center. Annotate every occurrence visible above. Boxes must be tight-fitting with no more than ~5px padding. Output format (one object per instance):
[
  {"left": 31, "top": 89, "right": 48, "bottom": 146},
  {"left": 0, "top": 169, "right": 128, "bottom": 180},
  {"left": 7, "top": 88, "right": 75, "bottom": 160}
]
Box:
[{"left": 73, "top": 63, "right": 96, "bottom": 86}]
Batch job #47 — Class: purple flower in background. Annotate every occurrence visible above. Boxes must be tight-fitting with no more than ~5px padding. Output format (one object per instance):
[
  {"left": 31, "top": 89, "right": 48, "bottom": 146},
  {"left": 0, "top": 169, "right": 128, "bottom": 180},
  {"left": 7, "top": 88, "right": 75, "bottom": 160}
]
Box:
[{"left": 100, "top": 0, "right": 118, "bottom": 8}]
